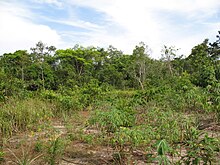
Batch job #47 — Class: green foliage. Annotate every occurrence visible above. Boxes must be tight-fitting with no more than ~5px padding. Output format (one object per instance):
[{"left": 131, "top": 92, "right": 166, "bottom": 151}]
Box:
[
  {"left": 34, "top": 140, "right": 44, "bottom": 153},
  {"left": 0, "top": 98, "right": 53, "bottom": 137},
  {"left": 46, "top": 136, "right": 67, "bottom": 165},
  {"left": 184, "top": 87, "right": 209, "bottom": 111},
  {"left": 155, "top": 139, "right": 171, "bottom": 165},
  {"left": 130, "top": 42, "right": 151, "bottom": 89},
  {"left": 182, "top": 125, "right": 201, "bottom": 142},
  {"left": 172, "top": 72, "right": 194, "bottom": 91},
  {"left": 80, "top": 79, "right": 103, "bottom": 106},
  {"left": 111, "top": 127, "right": 146, "bottom": 151},
  {"left": 180, "top": 134, "right": 220, "bottom": 164},
  {"left": 206, "top": 82, "right": 220, "bottom": 121},
  {"left": 0, "top": 34, "right": 220, "bottom": 164},
  {"left": 186, "top": 39, "right": 217, "bottom": 87},
  {"left": 142, "top": 108, "right": 195, "bottom": 143},
  {"left": 132, "top": 86, "right": 170, "bottom": 105},
  {"left": 41, "top": 90, "right": 83, "bottom": 113},
  {"left": 89, "top": 108, "right": 135, "bottom": 133},
  {"left": 0, "top": 150, "right": 4, "bottom": 161}
]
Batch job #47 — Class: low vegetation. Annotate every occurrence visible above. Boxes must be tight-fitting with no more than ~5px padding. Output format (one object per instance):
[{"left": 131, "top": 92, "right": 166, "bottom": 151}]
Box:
[{"left": 0, "top": 32, "right": 219, "bottom": 164}]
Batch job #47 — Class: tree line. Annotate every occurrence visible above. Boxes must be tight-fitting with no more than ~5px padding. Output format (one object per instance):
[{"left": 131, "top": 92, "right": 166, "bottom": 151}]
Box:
[{"left": 0, "top": 32, "right": 219, "bottom": 99}]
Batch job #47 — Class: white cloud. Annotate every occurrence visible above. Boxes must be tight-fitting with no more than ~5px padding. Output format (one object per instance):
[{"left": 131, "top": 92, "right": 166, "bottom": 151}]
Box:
[
  {"left": 0, "top": 1, "right": 62, "bottom": 55},
  {"left": 32, "top": 0, "right": 63, "bottom": 7},
  {"left": 65, "top": 0, "right": 220, "bottom": 58},
  {"left": 0, "top": 0, "right": 219, "bottom": 58},
  {"left": 68, "top": 0, "right": 220, "bottom": 15},
  {"left": 45, "top": 18, "right": 104, "bottom": 31}
]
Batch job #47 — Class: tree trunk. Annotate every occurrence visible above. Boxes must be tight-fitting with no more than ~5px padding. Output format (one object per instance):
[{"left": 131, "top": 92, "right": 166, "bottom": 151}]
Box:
[
  {"left": 41, "top": 65, "right": 45, "bottom": 90},
  {"left": 168, "top": 62, "right": 173, "bottom": 76},
  {"left": 0, "top": 132, "right": 3, "bottom": 154},
  {"left": 21, "top": 66, "right": 24, "bottom": 81},
  {"left": 138, "top": 78, "right": 144, "bottom": 90}
]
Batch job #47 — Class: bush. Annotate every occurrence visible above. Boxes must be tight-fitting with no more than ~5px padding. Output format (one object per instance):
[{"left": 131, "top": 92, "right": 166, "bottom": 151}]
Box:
[
  {"left": 80, "top": 79, "right": 103, "bottom": 106},
  {"left": 111, "top": 127, "right": 146, "bottom": 149},
  {"left": 89, "top": 108, "right": 135, "bottom": 133},
  {"left": 41, "top": 90, "right": 83, "bottom": 113},
  {"left": 180, "top": 134, "right": 220, "bottom": 164}
]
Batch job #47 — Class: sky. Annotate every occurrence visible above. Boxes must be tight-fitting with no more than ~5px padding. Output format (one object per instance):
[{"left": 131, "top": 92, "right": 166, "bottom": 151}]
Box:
[{"left": 0, "top": 0, "right": 220, "bottom": 58}]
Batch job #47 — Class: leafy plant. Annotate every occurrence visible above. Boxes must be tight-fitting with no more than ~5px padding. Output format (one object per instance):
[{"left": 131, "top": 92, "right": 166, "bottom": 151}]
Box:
[
  {"left": 0, "top": 150, "right": 4, "bottom": 161},
  {"left": 41, "top": 90, "right": 83, "bottom": 113},
  {"left": 46, "top": 135, "right": 67, "bottom": 165},
  {"left": 154, "top": 139, "right": 171, "bottom": 165},
  {"left": 89, "top": 108, "right": 135, "bottom": 133},
  {"left": 34, "top": 140, "right": 44, "bottom": 153},
  {"left": 180, "top": 134, "right": 220, "bottom": 164},
  {"left": 111, "top": 127, "right": 145, "bottom": 152}
]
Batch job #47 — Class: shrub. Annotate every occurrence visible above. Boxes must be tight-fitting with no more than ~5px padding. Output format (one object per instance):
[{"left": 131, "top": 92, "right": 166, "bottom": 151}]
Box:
[
  {"left": 41, "top": 90, "right": 83, "bottom": 113},
  {"left": 89, "top": 108, "right": 135, "bottom": 133},
  {"left": 180, "top": 134, "right": 220, "bottom": 164}
]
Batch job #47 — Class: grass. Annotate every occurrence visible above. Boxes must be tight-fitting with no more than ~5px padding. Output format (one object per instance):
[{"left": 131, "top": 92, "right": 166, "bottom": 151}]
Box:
[
  {"left": 0, "top": 89, "right": 219, "bottom": 164},
  {"left": 0, "top": 98, "right": 54, "bottom": 137}
]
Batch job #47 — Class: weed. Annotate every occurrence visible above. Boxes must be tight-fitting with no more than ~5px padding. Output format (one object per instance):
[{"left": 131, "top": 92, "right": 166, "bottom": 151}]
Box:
[
  {"left": 0, "top": 98, "right": 54, "bottom": 137},
  {"left": 81, "top": 134, "right": 96, "bottom": 144},
  {"left": 0, "top": 134, "right": 3, "bottom": 160},
  {"left": 34, "top": 140, "right": 44, "bottom": 153},
  {"left": 46, "top": 135, "right": 67, "bottom": 165},
  {"left": 180, "top": 134, "right": 220, "bottom": 164},
  {"left": 7, "top": 147, "right": 42, "bottom": 165},
  {"left": 0, "top": 151, "right": 4, "bottom": 161},
  {"left": 112, "top": 151, "right": 126, "bottom": 165},
  {"left": 154, "top": 139, "right": 171, "bottom": 165}
]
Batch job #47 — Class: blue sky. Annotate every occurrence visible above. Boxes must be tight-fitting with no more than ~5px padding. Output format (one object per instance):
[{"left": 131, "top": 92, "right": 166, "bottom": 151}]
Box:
[{"left": 0, "top": 0, "right": 220, "bottom": 58}]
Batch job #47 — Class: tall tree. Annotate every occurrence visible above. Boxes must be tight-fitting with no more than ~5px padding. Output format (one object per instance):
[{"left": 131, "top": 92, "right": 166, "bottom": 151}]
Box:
[
  {"left": 30, "top": 41, "right": 56, "bottom": 89},
  {"left": 55, "top": 46, "right": 101, "bottom": 87},
  {"left": 161, "top": 45, "right": 178, "bottom": 76},
  {"left": 131, "top": 42, "right": 151, "bottom": 90},
  {"left": 209, "top": 31, "right": 220, "bottom": 80},
  {"left": 186, "top": 39, "right": 216, "bottom": 87},
  {"left": 1, "top": 50, "right": 31, "bottom": 81}
]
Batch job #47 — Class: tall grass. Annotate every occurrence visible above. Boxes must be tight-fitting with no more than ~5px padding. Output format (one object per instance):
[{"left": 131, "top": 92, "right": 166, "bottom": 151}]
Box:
[{"left": 0, "top": 98, "right": 54, "bottom": 137}]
